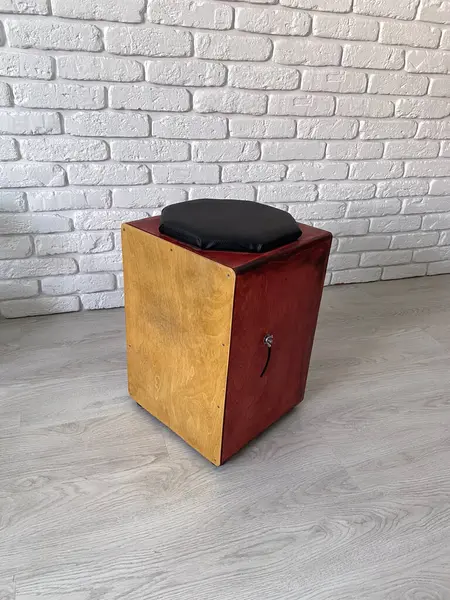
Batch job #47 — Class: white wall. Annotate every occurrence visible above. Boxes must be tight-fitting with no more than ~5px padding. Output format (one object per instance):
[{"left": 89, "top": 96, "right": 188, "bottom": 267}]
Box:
[{"left": 1, "top": 0, "right": 450, "bottom": 318}]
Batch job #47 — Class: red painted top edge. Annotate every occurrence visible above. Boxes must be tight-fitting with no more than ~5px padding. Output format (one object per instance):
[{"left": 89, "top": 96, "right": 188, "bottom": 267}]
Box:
[{"left": 127, "top": 216, "right": 332, "bottom": 272}]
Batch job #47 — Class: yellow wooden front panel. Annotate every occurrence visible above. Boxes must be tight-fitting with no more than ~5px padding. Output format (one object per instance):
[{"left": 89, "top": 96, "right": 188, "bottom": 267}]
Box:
[{"left": 122, "top": 224, "right": 235, "bottom": 465}]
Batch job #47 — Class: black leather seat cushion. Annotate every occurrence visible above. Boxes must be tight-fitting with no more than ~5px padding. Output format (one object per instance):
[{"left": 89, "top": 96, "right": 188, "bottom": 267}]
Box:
[{"left": 159, "top": 199, "right": 302, "bottom": 253}]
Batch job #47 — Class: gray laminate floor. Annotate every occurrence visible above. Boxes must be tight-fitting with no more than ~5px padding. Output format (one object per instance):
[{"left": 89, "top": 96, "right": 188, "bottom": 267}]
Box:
[{"left": 1, "top": 275, "right": 450, "bottom": 600}]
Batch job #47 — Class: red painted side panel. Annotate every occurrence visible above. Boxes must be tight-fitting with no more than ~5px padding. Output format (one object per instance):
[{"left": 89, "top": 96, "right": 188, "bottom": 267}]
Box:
[{"left": 221, "top": 235, "right": 332, "bottom": 464}]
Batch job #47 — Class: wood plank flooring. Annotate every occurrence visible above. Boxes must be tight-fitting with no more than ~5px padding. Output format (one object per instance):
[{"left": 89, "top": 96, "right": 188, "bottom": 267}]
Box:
[{"left": 1, "top": 275, "right": 450, "bottom": 600}]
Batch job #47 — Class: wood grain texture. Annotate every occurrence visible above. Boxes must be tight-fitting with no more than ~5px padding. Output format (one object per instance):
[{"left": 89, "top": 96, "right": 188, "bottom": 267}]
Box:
[
  {"left": 122, "top": 223, "right": 235, "bottom": 466},
  {"left": 2, "top": 275, "right": 450, "bottom": 599}
]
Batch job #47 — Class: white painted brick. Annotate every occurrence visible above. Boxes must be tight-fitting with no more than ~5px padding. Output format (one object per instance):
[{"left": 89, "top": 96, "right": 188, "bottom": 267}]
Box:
[
  {"left": 313, "top": 219, "right": 369, "bottom": 236},
  {"left": 0, "top": 51, "right": 53, "bottom": 79},
  {"left": 346, "top": 199, "right": 401, "bottom": 218},
  {"left": 414, "top": 246, "right": 450, "bottom": 262},
  {"left": 261, "top": 140, "right": 325, "bottom": 161},
  {"left": 146, "top": 60, "right": 225, "bottom": 87},
  {"left": 396, "top": 98, "right": 450, "bottom": 119},
  {"left": 383, "top": 264, "right": 427, "bottom": 279},
  {"left": 0, "top": 191, "right": 26, "bottom": 212},
  {"left": 338, "top": 236, "right": 391, "bottom": 252},
  {"left": 360, "top": 120, "right": 417, "bottom": 140},
  {"left": 79, "top": 253, "right": 123, "bottom": 272},
  {"left": 258, "top": 183, "right": 317, "bottom": 203},
  {"left": 149, "top": 0, "right": 232, "bottom": 30},
  {"left": 327, "top": 253, "right": 360, "bottom": 270},
  {"left": 194, "top": 89, "right": 267, "bottom": 115},
  {"left": 113, "top": 187, "right": 186, "bottom": 208},
  {"left": 288, "top": 202, "right": 346, "bottom": 220},
  {"left": 313, "top": 14, "right": 378, "bottom": 42},
  {"left": 189, "top": 185, "right": 255, "bottom": 201},
  {"left": 0, "top": 82, "right": 11, "bottom": 106},
  {"left": 430, "top": 178, "right": 450, "bottom": 194},
  {"left": 6, "top": 19, "right": 102, "bottom": 51},
  {"left": 391, "top": 232, "right": 439, "bottom": 248},
  {"left": 153, "top": 115, "right": 227, "bottom": 139},
  {"left": 75, "top": 211, "right": 149, "bottom": 231},
  {"left": 331, "top": 267, "right": 381, "bottom": 284},
  {"left": 274, "top": 39, "right": 341, "bottom": 67},
  {"left": 417, "top": 121, "right": 450, "bottom": 139},
  {"left": 287, "top": 161, "right": 348, "bottom": 181},
  {"left": 152, "top": 164, "right": 219, "bottom": 184},
  {"left": 429, "top": 77, "right": 450, "bottom": 96},
  {"left": 439, "top": 141, "right": 450, "bottom": 156},
  {"left": 336, "top": 97, "right": 394, "bottom": 118},
  {"left": 361, "top": 249, "right": 412, "bottom": 267},
  {"left": 20, "top": 138, "right": 108, "bottom": 162},
  {"left": 105, "top": 25, "right": 192, "bottom": 57},
  {"left": 350, "top": 161, "right": 403, "bottom": 180},
  {"left": 195, "top": 32, "right": 271, "bottom": 61},
  {"left": 368, "top": 73, "right": 428, "bottom": 96},
  {"left": 301, "top": 69, "right": 367, "bottom": 94},
  {"left": 58, "top": 55, "right": 143, "bottom": 82},
  {"left": 384, "top": 140, "right": 439, "bottom": 159},
  {"left": 0, "top": 0, "right": 48, "bottom": 14},
  {"left": 13, "top": 82, "right": 105, "bottom": 110},
  {"left": 297, "top": 118, "right": 358, "bottom": 140},
  {"left": 116, "top": 273, "right": 124, "bottom": 288},
  {"left": 280, "top": 0, "right": 352, "bottom": 12},
  {"left": 377, "top": 179, "right": 429, "bottom": 198},
  {"left": 370, "top": 215, "right": 421, "bottom": 233},
  {"left": 35, "top": 232, "right": 113, "bottom": 255},
  {"left": 228, "top": 64, "right": 300, "bottom": 91},
  {"left": 41, "top": 274, "right": 115, "bottom": 295},
  {"left": 52, "top": 0, "right": 144, "bottom": 23},
  {"left": 326, "top": 142, "right": 383, "bottom": 160},
  {"left": 29, "top": 189, "right": 110, "bottom": 211},
  {"left": 110, "top": 139, "right": 189, "bottom": 162},
  {"left": 440, "top": 231, "right": 450, "bottom": 245},
  {"left": 405, "top": 159, "right": 450, "bottom": 178},
  {"left": 319, "top": 182, "right": 376, "bottom": 200},
  {"left": 230, "top": 117, "right": 296, "bottom": 139},
  {"left": 418, "top": 0, "right": 450, "bottom": 24},
  {"left": 0, "top": 214, "right": 71, "bottom": 234},
  {"left": 0, "top": 235, "right": 32, "bottom": 259},
  {"left": 81, "top": 290, "right": 124, "bottom": 310},
  {"left": 66, "top": 112, "right": 150, "bottom": 137},
  {"left": 342, "top": 44, "right": 404, "bottom": 71},
  {"left": 0, "top": 164, "right": 65, "bottom": 188},
  {"left": 353, "top": 0, "right": 419, "bottom": 19},
  {"left": 380, "top": 21, "right": 440, "bottom": 49},
  {"left": 0, "top": 296, "right": 79, "bottom": 318},
  {"left": 109, "top": 85, "right": 190, "bottom": 112},
  {"left": 268, "top": 93, "right": 334, "bottom": 117},
  {"left": 406, "top": 50, "right": 450, "bottom": 74},
  {"left": 236, "top": 6, "right": 310, "bottom": 36},
  {"left": 68, "top": 164, "right": 149, "bottom": 186},
  {"left": 0, "top": 110, "right": 61, "bottom": 135},
  {"left": 441, "top": 29, "right": 450, "bottom": 49},
  {"left": 0, "top": 137, "right": 19, "bottom": 160},
  {"left": 0, "top": 279, "right": 38, "bottom": 300},
  {"left": 222, "top": 163, "right": 285, "bottom": 183},
  {"left": 193, "top": 141, "right": 260, "bottom": 162},
  {"left": 0, "top": 257, "right": 77, "bottom": 278},
  {"left": 423, "top": 213, "right": 450, "bottom": 230}
]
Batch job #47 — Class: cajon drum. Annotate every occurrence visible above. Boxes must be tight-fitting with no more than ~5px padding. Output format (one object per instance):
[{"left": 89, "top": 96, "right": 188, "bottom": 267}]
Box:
[{"left": 122, "top": 200, "right": 331, "bottom": 466}]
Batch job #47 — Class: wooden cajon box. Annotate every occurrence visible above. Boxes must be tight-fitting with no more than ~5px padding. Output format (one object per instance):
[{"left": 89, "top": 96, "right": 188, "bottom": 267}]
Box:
[{"left": 122, "top": 216, "right": 331, "bottom": 466}]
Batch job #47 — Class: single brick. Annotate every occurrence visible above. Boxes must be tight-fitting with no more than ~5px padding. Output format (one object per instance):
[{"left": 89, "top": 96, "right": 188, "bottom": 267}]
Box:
[
  {"left": 336, "top": 97, "right": 394, "bottom": 118},
  {"left": 384, "top": 264, "right": 427, "bottom": 279},
  {"left": 0, "top": 279, "right": 38, "bottom": 300},
  {"left": 148, "top": 0, "right": 232, "bottom": 30},
  {"left": 152, "top": 164, "right": 219, "bottom": 184},
  {"left": 5, "top": 18, "right": 102, "bottom": 51},
  {"left": 0, "top": 82, "right": 12, "bottom": 106},
  {"left": 189, "top": 184, "right": 256, "bottom": 201},
  {"left": 297, "top": 118, "right": 358, "bottom": 140},
  {"left": 406, "top": 50, "right": 450, "bottom": 74},
  {"left": 274, "top": 39, "right": 341, "bottom": 67},
  {"left": 0, "top": 235, "right": 32, "bottom": 259},
  {"left": 230, "top": 117, "right": 295, "bottom": 139},
  {"left": 338, "top": 236, "right": 391, "bottom": 252},
  {"left": 403, "top": 198, "right": 450, "bottom": 214},
  {"left": 152, "top": 115, "right": 227, "bottom": 139},
  {"left": 112, "top": 187, "right": 187, "bottom": 208},
  {"left": 41, "top": 274, "right": 115, "bottom": 295},
  {"left": 0, "top": 110, "right": 61, "bottom": 135},
  {"left": 417, "top": 121, "right": 450, "bottom": 139},
  {"left": 391, "top": 232, "right": 439, "bottom": 249},
  {"left": 441, "top": 29, "right": 450, "bottom": 49},
  {"left": 14, "top": 82, "right": 105, "bottom": 110},
  {"left": 0, "top": 296, "right": 80, "bottom": 318},
  {"left": 194, "top": 89, "right": 267, "bottom": 115},
  {"left": 319, "top": 182, "right": 376, "bottom": 200},
  {"left": 350, "top": 161, "right": 403, "bottom": 180},
  {"left": 35, "top": 232, "right": 113, "bottom": 255},
  {"left": 342, "top": 44, "right": 404, "bottom": 70},
  {"left": 116, "top": 273, "right": 124, "bottom": 288},
  {"left": 289, "top": 202, "right": 346, "bottom": 220},
  {"left": 312, "top": 219, "right": 369, "bottom": 236},
  {"left": 429, "top": 77, "right": 450, "bottom": 97},
  {"left": 0, "top": 137, "right": 19, "bottom": 160},
  {"left": 0, "top": 191, "right": 26, "bottom": 212},
  {"left": 346, "top": 199, "right": 401, "bottom": 218},
  {"left": 0, "top": 51, "right": 53, "bottom": 79},
  {"left": 58, "top": 55, "right": 143, "bottom": 82},
  {"left": 429, "top": 178, "right": 450, "bottom": 194},
  {"left": 236, "top": 6, "right": 310, "bottom": 36},
  {"left": 228, "top": 64, "right": 300, "bottom": 91},
  {"left": 0, "top": 214, "right": 71, "bottom": 234},
  {"left": 353, "top": 0, "right": 419, "bottom": 20},
  {"left": 287, "top": 161, "right": 349, "bottom": 181},
  {"left": 368, "top": 73, "right": 428, "bottom": 96},
  {"left": 380, "top": 21, "right": 440, "bottom": 49},
  {"left": 29, "top": 189, "right": 111, "bottom": 211},
  {"left": 301, "top": 69, "right": 367, "bottom": 94},
  {"left": 20, "top": 138, "right": 108, "bottom": 162},
  {"left": 280, "top": 0, "right": 352, "bottom": 11},
  {"left": 422, "top": 214, "right": 450, "bottom": 230},
  {"left": 396, "top": 98, "right": 450, "bottom": 119},
  {"left": 268, "top": 93, "right": 334, "bottom": 117},
  {"left": 195, "top": 32, "right": 271, "bottom": 61},
  {"left": 0, "top": 257, "right": 77, "bottom": 278},
  {"left": 370, "top": 215, "right": 421, "bottom": 233},
  {"left": 405, "top": 159, "right": 450, "bottom": 178},
  {"left": 418, "top": 0, "right": 450, "bottom": 24},
  {"left": 439, "top": 141, "right": 450, "bottom": 157},
  {"left": 146, "top": 60, "right": 226, "bottom": 87},
  {"left": 384, "top": 140, "right": 439, "bottom": 159},
  {"left": 66, "top": 111, "right": 150, "bottom": 137},
  {"left": 360, "top": 120, "right": 417, "bottom": 139},
  {"left": 105, "top": 25, "right": 192, "bottom": 57},
  {"left": 81, "top": 290, "right": 124, "bottom": 310},
  {"left": 261, "top": 140, "right": 325, "bottom": 161},
  {"left": 360, "top": 250, "right": 413, "bottom": 267},
  {"left": 222, "top": 163, "right": 286, "bottom": 183},
  {"left": 79, "top": 252, "right": 124, "bottom": 272},
  {"left": 109, "top": 84, "right": 190, "bottom": 112},
  {"left": 326, "top": 141, "right": 383, "bottom": 160},
  {"left": 331, "top": 268, "right": 381, "bottom": 284},
  {"left": 258, "top": 182, "right": 317, "bottom": 203},
  {"left": 0, "top": 164, "right": 65, "bottom": 188},
  {"left": 377, "top": 179, "right": 428, "bottom": 198},
  {"left": 0, "top": 0, "right": 48, "bottom": 14},
  {"left": 110, "top": 139, "right": 189, "bottom": 162},
  {"left": 75, "top": 212, "right": 149, "bottom": 231},
  {"left": 327, "top": 253, "right": 360, "bottom": 270},
  {"left": 192, "top": 140, "right": 260, "bottom": 163},
  {"left": 414, "top": 247, "right": 450, "bottom": 262},
  {"left": 52, "top": 0, "right": 145, "bottom": 22},
  {"left": 313, "top": 14, "right": 378, "bottom": 41},
  {"left": 68, "top": 164, "right": 149, "bottom": 186}
]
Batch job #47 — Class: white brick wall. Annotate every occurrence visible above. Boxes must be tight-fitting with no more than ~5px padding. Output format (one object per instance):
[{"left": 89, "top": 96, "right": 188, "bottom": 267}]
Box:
[{"left": 1, "top": 1, "right": 450, "bottom": 318}]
